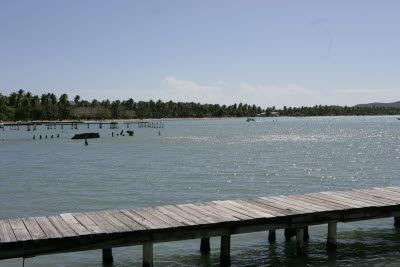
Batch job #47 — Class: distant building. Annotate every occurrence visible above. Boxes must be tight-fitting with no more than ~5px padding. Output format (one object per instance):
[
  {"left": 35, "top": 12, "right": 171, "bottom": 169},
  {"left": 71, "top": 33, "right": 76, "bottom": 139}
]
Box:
[{"left": 270, "top": 112, "right": 280, "bottom": 117}]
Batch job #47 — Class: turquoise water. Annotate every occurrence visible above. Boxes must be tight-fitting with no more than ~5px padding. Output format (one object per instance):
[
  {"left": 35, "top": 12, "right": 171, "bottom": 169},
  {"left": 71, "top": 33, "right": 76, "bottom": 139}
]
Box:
[{"left": 0, "top": 116, "right": 400, "bottom": 266}]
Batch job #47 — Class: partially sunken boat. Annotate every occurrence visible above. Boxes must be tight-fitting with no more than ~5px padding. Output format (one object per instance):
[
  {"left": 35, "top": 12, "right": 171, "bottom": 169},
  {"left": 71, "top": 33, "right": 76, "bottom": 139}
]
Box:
[{"left": 71, "top": 133, "right": 100, "bottom": 139}]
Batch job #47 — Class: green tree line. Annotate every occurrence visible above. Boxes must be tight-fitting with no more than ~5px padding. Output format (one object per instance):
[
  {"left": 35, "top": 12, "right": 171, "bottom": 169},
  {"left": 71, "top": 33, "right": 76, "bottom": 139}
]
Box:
[{"left": 0, "top": 90, "right": 399, "bottom": 121}]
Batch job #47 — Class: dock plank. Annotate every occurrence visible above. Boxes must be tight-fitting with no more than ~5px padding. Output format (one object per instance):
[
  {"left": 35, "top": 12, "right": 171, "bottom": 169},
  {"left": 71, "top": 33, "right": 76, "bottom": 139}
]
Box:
[
  {"left": 270, "top": 196, "right": 331, "bottom": 212},
  {"left": 120, "top": 209, "right": 166, "bottom": 229},
  {"left": 176, "top": 204, "right": 222, "bottom": 224},
  {"left": 48, "top": 215, "right": 77, "bottom": 237},
  {"left": 233, "top": 200, "right": 286, "bottom": 217},
  {"left": 22, "top": 217, "right": 47, "bottom": 239},
  {"left": 59, "top": 213, "right": 91, "bottom": 236},
  {"left": 288, "top": 194, "right": 346, "bottom": 210},
  {"left": 258, "top": 197, "right": 315, "bottom": 213},
  {"left": 202, "top": 202, "right": 253, "bottom": 220},
  {"left": 9, "top": 219, "right": 32, "bottom": 241},
  {"left": 135, "top": 207, "right": 185, "bottom": 227},
  {"left": 241, "top": 199, "right": 298, "bottom": 216},
  {"left": 161, "top": 205, "right": 211, "bottom": 225},
  {"left": 34, "top": 217, "right": 62, "bottom": 238},
  {"left": 105, "top": 210, "right": 146, "bottom": 231},
  {"left": 154, "top": 206, "right": 198, "bottom": 226},
  {"left": 84, "top": 212, "right": 119, "bottom": 233},
  {"left": 72, "top": 213, "right": 105, "bottom": 234},
  {"left": 195, "top": 203, "right": 240, "bottom": 221},
  {"left": 96, "top": 210, "right": 133, "bottom": 232},
  {"left": 0, "top": 220, "right": 17, "bottom": 243}
]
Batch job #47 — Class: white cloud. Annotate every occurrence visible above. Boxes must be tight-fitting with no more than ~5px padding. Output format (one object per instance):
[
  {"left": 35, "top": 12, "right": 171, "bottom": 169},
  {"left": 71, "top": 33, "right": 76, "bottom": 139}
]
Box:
[{"left": 60, "top": 77, "right": 400, "bottom": 108}]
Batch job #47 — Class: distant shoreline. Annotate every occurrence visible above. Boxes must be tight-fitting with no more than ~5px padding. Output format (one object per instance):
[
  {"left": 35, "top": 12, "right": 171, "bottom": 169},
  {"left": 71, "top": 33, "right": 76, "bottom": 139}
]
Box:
[{"left": 3, "top": 115, "right": 399, "bottom": 124}]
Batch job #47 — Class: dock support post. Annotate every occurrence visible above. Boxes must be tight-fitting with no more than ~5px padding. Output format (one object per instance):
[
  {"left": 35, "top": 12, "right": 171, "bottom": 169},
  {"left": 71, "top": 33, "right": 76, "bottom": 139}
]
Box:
[
  {"left": 220, "top": 235, "right": 231, "bottom": 266},
  {"left": 296, "top": 228, "right": 304, "bottom": 254},
  {"left": 200, "top": 237, "right": 210, "bottom": 253},
  {"left": 143, "top": 241, "right": 153, "bottom": 267},
  {"left": 303, "top": 226, "right": 309, "bottom": 240},
  {"left": 327, "top": 222, "right": 337, "bottom": 249},
  {"left": 394, "top": 217, "right": 400, "bottom": 227},
  {"left": 268, "top": 229, "right": 276, "bottom": 243},
  {"left": 284, "top": 228, "right": 295, "bottom": 240},
  {"left": 102, "top": 248, "right": 113, "bottom": 263}
]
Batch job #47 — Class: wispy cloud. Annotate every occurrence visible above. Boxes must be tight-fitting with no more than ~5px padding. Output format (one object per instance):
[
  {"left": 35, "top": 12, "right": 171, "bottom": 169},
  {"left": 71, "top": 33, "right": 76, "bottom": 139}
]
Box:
[{"left": 49, "top": 77, "right": 400, "bottom": 108}]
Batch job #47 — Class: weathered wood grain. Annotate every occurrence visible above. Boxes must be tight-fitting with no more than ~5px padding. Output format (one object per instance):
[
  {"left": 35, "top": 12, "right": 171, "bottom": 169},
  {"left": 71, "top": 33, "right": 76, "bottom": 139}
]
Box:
[{"left": 0, "top": 220, "right": 17, "bottom": 243}]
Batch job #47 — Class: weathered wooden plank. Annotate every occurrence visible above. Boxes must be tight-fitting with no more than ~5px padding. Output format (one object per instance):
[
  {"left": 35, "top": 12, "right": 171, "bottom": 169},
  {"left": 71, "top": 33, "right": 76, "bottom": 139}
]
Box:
[
  {"left": 203, "top": 202, "right": 253, "bottom": 220},
  {"left": 319, "top": 192, "right": 372, "bottom": 207},
  {"left": 334, "top": 191, "right": 394, "bottom": 206},
  {"left": 154, "top": 206, "right": 197, "bottom": 226},
  {"left": 84, "top": 212, "right": 119, "bottom": 233},
  {"left": 289, "top": 194, "right": 348, "bottom": 210},
  {"left": 176, "top": 204, "right": 222, "bottom": 224},
  {"left": 234, "top": 199, "right": 286, "bottom": 217},
  {"left": 22, "top": 217, "right": 47, "bottom": 239},
  {"left": 301, "top": 193, "right": 355, "bottom": 209},
  {"left": 357, "top": 189, "right": 400, "bottom": 203},
  {"left": 351, "top": 190, "right": 398, "bottom": 205},
  {"left": 214, "top": 200, "right": 274, "bottom": 219},
  {"left": 0, "top": 220, "right": 17, "bottom": 243},
  {"left": 132, "top": 208, "right": 176, "bottom": 228},
  {"left": 59, "top": 213, "right": 91, "bottom": 236},
  {"left": 180, "top": 204, "right": 228, "bottom": 223},
  {"left": 258, "top": 197, "right": 315, "bottom": 213},
  {"left": 242, "top": 199, "right": 298, "bottom": 216},
  {"left": 286, "top": 194, "right": 339, "bottom": 211},
  {"left": 372, "top": 188, "right": 400, "bottom": 201},
  {"left": 9, "top": 219, "right": 32, "bottom": 241},
  {"left": 269, "top": 196, "right": 331, "bottom": 212},
  {"left": 72, "top": 213, "right": 105, "bottom": 234},
  {"left": 120, "top": 209, "right": 167, "bottom": 229},
  {"left": 162, "top": 205, "right": 211, "bottom": 225},
  {"left": 374, "top": 188, "right": 400, "bottom": 197},
  {"left": 105, "top": 210, "right": 147, "bottom": 231},
  {"left": 195, "top": 203, "right": 240, "bottom": 221},
  {"left": 48, "top": 215, "right": 78, "bottom": 237},
  {"left": 137, "top": 207, "right": 186, "bottom": 227},
  {"left": 34, "top": 217, "right": 62, "bottom": 239},
  {"left": 96, "top": 210, "right": 134, "bottom": 232},
  {"left": 307, "top": 192, "right": 365, "bottom": 208}
]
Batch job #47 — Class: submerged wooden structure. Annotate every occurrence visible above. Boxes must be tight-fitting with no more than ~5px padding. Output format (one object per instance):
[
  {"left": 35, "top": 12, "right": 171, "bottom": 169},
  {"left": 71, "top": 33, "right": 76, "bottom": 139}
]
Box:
[{"left": 2, "top": 186, "right": 400, "bottom": 266}]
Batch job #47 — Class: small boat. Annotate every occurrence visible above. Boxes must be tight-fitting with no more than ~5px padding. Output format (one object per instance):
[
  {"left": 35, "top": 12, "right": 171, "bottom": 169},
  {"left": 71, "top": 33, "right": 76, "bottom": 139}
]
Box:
[
  {"left": 246, "top": 118, "right": 255, "bottom": 122},
  {"left": 71, "top": 133, "right": 100, "bottom": 139}
]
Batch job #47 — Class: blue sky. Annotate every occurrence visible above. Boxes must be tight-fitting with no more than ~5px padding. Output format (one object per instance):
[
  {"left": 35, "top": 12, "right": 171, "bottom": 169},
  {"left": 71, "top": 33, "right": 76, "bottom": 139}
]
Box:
[{"left": 1, "top": 0, "right": 399, "bottom": 108}]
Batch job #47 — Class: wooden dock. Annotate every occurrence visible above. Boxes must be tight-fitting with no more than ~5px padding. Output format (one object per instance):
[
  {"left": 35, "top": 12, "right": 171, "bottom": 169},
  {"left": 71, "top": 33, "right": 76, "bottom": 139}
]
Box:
[{"left": 2, "top": 186, "right": 400, "bottom": 266}]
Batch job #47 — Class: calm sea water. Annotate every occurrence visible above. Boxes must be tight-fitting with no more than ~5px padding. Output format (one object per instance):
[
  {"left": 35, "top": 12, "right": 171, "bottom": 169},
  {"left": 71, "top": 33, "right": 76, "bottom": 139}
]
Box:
[{"left": 1, "top": 116, "right": 400, "bottom": 267}]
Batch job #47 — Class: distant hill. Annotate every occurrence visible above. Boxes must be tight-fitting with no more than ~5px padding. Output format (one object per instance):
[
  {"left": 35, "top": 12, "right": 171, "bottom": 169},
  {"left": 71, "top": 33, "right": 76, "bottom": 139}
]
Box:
[{"left": 356, "top": 101, "right": 400, "bottom": 108}]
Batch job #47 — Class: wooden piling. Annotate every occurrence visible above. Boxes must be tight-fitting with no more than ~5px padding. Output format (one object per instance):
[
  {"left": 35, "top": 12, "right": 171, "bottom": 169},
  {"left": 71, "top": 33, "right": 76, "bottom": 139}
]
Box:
[
  {"left": 296, "top": 228, "right": 304, "bottom": 254},
  {"left": 394, "top": 217, "right": 400, "bottom": 227},
  {"left": 303, "top": 226, "right": 309, "bottom": 240},
  {"left": 143, "top": 241, "right": 153, "bottom": 267},
  {"left": 284, "top": 228, "right": 295, "bottom": 240},
  {"left": 268, "top": 229, "right": 276, "bottom": 243},
  {"left": 200, "top": 237, "right": 210, "bottom": 253},
  {"left": 102, "top": 248, "right": 113, "bottom": 263},
  {"left": 220, "top": 235, "right": 231, "bottom": 265},
  {"left": 327, "top": 222, "right": 337, "bottom": 249}
]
